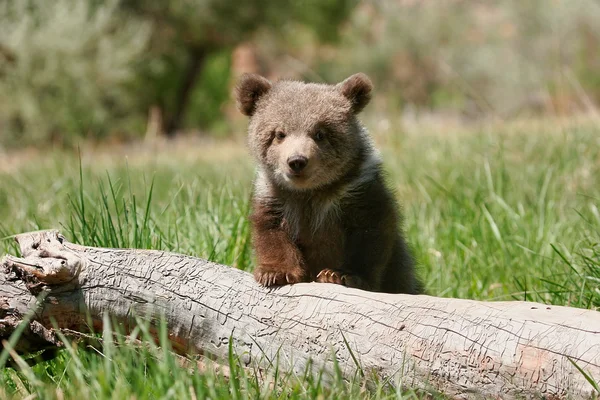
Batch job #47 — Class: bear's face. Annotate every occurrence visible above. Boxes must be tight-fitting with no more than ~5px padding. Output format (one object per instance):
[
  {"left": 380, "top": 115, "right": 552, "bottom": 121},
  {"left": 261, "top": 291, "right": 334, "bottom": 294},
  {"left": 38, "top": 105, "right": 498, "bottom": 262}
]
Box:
[{"left": 236, "top": 74, "right": 373, "bottom": 191}]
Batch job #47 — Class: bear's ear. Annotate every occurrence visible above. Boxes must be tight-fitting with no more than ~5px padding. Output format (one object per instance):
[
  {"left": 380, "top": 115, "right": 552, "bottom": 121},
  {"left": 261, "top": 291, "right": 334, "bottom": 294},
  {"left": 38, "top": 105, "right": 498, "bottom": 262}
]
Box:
[
  {"left": 337, "top": 73, "right": 373, "bottom": 114},
  {"left": 235, "top": 73, "right": 272, "bottom": 116}
]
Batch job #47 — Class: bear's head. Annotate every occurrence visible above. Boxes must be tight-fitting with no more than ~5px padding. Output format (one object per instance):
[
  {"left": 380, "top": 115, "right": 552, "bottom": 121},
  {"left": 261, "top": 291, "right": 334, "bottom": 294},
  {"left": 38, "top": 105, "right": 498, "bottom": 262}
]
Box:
[{"left": 236, "top": 73, "right": 373, "bottom": 191}]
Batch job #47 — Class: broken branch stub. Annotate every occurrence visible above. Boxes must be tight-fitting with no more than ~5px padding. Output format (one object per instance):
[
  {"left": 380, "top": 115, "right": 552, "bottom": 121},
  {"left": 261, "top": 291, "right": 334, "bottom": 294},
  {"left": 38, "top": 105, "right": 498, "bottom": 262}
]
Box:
[{"left": 1, "top": 230, "right": 600, "bottom": 399}]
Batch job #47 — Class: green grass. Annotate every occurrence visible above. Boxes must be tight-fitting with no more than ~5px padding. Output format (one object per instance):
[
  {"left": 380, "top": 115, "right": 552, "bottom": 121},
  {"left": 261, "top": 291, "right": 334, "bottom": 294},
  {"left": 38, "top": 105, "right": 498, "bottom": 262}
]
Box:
[{"left": 1, "top": 119, "right": 599, "bottom": 398}]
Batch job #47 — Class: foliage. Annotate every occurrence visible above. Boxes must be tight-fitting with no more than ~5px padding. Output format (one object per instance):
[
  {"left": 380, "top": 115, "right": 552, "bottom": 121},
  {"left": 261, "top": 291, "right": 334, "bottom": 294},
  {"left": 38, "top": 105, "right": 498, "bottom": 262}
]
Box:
[
  {"left": 314, "top": 0, "right": 600, "bottom": 117},
  {"left": 0, "top": 0, "right": 151, "bottom": 146},
  {"left": 0, "top": 0, "right": 357, "bottom": 146},
  {"left": 123, "top": 0, "right": 357, "bottom": 134},
  {"left": 2, "top": 0, "right": 600, "bottom": 146}
]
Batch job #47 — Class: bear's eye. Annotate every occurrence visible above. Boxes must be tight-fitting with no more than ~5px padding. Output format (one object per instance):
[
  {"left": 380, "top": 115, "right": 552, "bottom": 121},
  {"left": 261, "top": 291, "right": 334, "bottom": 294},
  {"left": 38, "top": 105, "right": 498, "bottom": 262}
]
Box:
[
  {"left": 275, "top": 131, "right": 286, "bottom": 141},
  {"left": 314, "top": 129, "right": 325, "bottom": 142}
]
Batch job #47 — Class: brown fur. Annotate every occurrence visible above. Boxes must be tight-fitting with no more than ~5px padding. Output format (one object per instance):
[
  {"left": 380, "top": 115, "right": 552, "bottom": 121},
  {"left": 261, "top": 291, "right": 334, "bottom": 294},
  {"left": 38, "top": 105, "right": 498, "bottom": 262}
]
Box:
[{"left": 236, "top": 73, "right": 422, "bottom": 294}]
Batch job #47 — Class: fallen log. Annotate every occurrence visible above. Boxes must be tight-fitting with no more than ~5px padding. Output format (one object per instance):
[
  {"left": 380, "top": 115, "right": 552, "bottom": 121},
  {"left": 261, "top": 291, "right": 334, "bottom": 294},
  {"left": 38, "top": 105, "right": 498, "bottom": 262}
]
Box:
[{"left": 1, "top": 230, "right": 599, "bottom": 399}]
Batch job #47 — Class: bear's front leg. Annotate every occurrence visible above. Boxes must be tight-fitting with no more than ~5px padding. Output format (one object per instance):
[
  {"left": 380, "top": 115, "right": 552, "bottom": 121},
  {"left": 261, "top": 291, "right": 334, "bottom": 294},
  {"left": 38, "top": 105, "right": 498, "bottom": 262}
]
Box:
[
  {"left": 250, "top": 201, "right": 308, "bottom": 287},
  {"left": 254, "top": 261, "right": 306, "bottom": 286},
  {"left": 315, "top": 268, "right": 371, "bottom": 290}
]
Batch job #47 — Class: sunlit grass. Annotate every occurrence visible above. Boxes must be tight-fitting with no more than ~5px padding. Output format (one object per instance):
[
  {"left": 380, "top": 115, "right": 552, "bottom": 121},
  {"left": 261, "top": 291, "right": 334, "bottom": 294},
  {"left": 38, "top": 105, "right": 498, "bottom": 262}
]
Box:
[
  {"left": 1, "top": 119, "right": 599, "bottom": 398},
  {"left": 2, "top": 315, "right": 423, "bottom": 400}
]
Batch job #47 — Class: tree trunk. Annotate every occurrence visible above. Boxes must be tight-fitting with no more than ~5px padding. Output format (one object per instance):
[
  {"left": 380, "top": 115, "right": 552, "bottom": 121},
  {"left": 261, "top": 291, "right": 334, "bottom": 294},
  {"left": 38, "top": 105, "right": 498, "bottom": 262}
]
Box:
[
  {"left": 164, "top": 47, "right": 207, "bottom": 136},
  {"left": 1, "top": 230, "right": 599, "bottom": 399}
]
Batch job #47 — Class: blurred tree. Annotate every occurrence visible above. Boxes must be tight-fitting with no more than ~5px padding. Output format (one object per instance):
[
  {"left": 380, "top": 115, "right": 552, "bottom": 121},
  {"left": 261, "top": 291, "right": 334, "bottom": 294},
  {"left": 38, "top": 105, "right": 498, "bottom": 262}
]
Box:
[
  {"left": 316, "top": 0, "right": 600, "bottom": 119},
  {"left": 0, "top": 0, "right": 356, "bottom": 146},
  {"left": 122, "top": 0, "right": 358, "bottom": 136},
  {"left": 0, "top": 0, "right": 151, "bottom": 146}
]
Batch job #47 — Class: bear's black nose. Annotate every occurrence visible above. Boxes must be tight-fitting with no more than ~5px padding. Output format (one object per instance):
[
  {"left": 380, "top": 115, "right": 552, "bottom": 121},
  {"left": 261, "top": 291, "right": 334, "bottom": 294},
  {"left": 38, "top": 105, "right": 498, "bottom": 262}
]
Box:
[{"left": 288, "top": 155, "right": 308, "bottom": 173}]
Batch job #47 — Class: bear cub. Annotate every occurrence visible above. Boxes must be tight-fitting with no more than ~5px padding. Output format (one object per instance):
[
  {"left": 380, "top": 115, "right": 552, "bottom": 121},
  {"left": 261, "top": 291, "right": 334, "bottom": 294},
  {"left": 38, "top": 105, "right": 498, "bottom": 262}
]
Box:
[{"left": 236, "top": 73, "right": 421, "bottom": 294}]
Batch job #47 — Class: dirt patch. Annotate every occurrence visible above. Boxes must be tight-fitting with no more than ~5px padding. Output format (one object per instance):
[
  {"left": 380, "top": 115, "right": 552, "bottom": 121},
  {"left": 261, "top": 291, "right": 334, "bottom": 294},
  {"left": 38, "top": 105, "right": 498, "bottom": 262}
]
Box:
[{"left": 0, "top": 135, "right": 250, "bottom": 175}]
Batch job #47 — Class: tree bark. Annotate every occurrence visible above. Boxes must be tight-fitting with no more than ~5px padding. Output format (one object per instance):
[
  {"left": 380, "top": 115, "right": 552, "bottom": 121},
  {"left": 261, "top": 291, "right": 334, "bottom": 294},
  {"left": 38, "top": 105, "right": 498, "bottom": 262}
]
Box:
[
  {"left": 1, "top": 230, "right": 599, "bottom": 399},
  {"left": 164, "top": 47, "right": 207, "bottom": 136}
]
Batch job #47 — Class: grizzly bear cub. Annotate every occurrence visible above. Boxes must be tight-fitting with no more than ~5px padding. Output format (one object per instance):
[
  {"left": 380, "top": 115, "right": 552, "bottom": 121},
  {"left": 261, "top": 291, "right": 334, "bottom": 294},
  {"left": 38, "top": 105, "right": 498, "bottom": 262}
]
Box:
[{"left": 236, "top": 73, "right": 421, "bottom": 294}]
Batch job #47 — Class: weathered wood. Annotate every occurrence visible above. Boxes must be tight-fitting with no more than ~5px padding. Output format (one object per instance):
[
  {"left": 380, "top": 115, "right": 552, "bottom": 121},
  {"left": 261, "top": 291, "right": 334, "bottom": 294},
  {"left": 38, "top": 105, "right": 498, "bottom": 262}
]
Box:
[{"left": 1, "top": 230, "right": 599, "bottom": 399}]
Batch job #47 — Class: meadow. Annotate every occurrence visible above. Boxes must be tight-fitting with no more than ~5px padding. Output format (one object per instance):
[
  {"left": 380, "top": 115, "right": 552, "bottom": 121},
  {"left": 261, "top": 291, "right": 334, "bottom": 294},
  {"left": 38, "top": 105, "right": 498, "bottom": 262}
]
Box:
[{"left": 1, "top": 117, "right": 599, "bottom": 398}]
